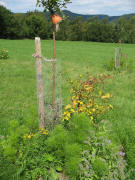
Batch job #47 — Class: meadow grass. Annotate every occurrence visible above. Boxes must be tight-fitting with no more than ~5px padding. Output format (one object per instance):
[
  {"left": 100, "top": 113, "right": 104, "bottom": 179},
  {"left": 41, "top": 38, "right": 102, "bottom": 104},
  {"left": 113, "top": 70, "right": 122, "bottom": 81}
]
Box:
[{"left": 0, "top": 39, "right": 135, "bottom": 170}]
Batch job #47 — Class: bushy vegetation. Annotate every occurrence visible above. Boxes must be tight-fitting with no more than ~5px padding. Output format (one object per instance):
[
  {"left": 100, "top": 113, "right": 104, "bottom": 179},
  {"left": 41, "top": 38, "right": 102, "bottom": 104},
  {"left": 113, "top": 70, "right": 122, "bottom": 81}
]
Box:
[
  {"left": 0, "top": 74, "right": 128, "bottom": 179},
  {"left": 0, "top": 39, "right": 135, "bottom": 179},
  {"left": 79, "top": 123, "right": 126, "bottom": 179},
  {"left": 63, "top": 74, "right": 113, "bottom": 124},
  {"left": 105, "top": 49, "right": 133, "bottom": 72},
  {"left": 1, "top": 5, "right": 135, "bottom": 43},
  {"left": 0, "top": 49, "right": 9, "bottom": 59}
]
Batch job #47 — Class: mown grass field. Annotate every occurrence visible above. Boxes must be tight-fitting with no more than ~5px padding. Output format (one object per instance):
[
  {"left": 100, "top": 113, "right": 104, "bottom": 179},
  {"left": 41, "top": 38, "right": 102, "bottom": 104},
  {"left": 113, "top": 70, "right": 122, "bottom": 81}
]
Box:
[{"left": 0, "top": 39, "right": 135, "bottom": 171}]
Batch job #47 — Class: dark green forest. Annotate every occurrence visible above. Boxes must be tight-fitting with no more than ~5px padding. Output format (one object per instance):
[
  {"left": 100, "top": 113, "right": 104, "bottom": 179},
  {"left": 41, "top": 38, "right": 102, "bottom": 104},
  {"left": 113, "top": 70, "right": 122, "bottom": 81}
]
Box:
[{"left": 1, "top": 5, "right": 135, "bottom": 43}]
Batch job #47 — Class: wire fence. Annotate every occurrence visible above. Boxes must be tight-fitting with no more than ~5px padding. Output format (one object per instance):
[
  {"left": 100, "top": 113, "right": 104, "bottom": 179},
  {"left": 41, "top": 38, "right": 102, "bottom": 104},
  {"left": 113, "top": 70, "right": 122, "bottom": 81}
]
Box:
[{"left": 42, "top": 57, "right": 62, "bottom": 129}]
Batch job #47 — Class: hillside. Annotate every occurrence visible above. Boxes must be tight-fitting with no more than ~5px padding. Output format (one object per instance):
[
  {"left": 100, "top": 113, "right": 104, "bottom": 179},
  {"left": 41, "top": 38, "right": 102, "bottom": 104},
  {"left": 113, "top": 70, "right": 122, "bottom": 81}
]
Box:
[
  {"left": 14, "top": 10, "right": 135, "bottom": 21},
  {"left": 63, "top": 10, "right": 135, "bottom": 21}
]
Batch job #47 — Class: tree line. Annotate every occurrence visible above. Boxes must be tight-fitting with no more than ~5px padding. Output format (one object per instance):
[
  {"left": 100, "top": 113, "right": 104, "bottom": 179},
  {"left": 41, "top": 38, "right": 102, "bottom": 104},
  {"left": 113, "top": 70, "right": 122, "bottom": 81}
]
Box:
[{"left": 1, "top": 5, "right": 135, "bottom": 43}]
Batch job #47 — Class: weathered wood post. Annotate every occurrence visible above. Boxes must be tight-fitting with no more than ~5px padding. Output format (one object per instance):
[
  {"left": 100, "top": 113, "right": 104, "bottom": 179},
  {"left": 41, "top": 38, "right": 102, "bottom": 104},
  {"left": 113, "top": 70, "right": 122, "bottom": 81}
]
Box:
[{"left": 35, "top": 37, "right": 45, "bottom": 129}]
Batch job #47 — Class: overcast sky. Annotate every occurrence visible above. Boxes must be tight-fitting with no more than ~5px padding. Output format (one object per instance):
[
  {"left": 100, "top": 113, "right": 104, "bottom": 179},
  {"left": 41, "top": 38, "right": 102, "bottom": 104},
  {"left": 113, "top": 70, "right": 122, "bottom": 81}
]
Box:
[{"left": 0, "top": 0, "right": 135, "bottom": 16}]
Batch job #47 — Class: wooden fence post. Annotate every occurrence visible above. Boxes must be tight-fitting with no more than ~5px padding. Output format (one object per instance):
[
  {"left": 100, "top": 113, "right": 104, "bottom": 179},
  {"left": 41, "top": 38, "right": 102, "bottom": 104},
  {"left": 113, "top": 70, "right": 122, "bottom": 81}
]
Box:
[{"left": 35, "top": 37, "right": 45, "bottom": 129}]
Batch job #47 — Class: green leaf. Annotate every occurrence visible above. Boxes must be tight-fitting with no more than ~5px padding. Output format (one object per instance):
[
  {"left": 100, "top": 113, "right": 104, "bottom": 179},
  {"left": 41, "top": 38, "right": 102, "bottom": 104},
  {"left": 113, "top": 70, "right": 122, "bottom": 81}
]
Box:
[{"left": 56, "top": 166, "right": 63, "bottom": 172}]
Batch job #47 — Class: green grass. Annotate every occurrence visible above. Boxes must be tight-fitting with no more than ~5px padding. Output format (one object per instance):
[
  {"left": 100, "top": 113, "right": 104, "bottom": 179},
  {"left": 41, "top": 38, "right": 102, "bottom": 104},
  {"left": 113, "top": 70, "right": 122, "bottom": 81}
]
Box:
[{"left": 0, "top": 39, "right": 135, "bottom": 171}]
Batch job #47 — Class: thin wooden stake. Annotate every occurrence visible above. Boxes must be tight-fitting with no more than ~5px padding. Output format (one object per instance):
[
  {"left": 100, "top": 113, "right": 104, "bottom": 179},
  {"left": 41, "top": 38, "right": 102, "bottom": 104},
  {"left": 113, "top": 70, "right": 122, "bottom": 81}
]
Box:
[
  {"left": 52, "top": 28, "right": 57, "bottom": 124},
  {"left": 52, "top": 31, "right": 56, "bottom": 108},
  {"left": 114, "top": 48, "right": 117, "bottom": 69},
  {"left": 35, "top": 37, "right": 45, "bottom": 129}
]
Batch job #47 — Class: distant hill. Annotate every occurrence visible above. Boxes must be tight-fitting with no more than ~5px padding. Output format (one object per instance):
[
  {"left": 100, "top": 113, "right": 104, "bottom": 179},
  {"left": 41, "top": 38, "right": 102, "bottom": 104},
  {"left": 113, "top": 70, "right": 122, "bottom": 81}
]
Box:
[
  {"left": 63, "top": 10, "right": 135, "bottom": 21},
  {"left": 14, "top": 10, "right": 135, "bottom": 22}
]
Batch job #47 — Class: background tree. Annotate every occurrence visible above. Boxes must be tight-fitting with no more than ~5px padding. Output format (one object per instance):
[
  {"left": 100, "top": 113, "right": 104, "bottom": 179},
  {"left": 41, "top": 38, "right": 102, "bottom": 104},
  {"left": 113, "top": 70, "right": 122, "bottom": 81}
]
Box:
[
  {"left": 1, "top": 5, "right": 135, "bottom": 43},
  {"left": 23, "top": 11, "right": 50, "bottom": 39},
  {"left": 37, "top": 0, "right": 71, "bottom": 14},
  {"left": 0, "top": 5, "right": 20, "bottom": 39}
]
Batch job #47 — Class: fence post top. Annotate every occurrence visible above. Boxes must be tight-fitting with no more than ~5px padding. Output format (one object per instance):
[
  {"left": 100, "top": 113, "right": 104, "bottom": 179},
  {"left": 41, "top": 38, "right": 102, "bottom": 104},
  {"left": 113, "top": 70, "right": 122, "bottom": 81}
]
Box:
[
  {"left": 35, "top": 37, "right": 41, "bottom": 57},
  {"left": 35, "top": 37, "right": 40, "bottom": 40}
]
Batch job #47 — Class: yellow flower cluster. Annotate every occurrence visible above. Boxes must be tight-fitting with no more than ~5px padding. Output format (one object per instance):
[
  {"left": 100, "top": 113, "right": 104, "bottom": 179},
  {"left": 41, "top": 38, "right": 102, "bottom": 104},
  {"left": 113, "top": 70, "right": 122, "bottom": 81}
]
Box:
[
  {"left": 63, "top": 75, "right": 113, "bottom": 124},
  {"left": 101, "top": 93, "right": 111, "bottom": 99},
  {"left": 62, "top": 104, "right": 75, "bottom": 121},
  {"left": 40, "top": 128, "right": 49, "bottom": 135},
  {"left": 24, "top": 133, "right": 34, "bottom": 140}
]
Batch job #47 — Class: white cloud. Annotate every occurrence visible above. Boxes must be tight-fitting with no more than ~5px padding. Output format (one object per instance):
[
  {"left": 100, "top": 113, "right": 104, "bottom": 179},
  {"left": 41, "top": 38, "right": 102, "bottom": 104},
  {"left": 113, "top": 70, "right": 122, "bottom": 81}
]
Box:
[
  {"left": 67, "top": 0, "right": 135, "bottom": 15},
  {"left": 1, "top": 0, "right": 135, "bottom": 16},
  {"left": 0, "top": 0, "right": 5, "bottom": 6}
]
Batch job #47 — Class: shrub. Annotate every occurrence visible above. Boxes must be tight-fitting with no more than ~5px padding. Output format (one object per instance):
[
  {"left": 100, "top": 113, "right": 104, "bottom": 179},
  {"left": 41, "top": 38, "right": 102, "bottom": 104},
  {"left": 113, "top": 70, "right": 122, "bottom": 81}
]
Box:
[
  {"left": 105, "top": 53, "right": 132, "bottom": 72},
  {"left": 0, "top": 74, "right": 128, "bottom": 180},
  {"left": 46, "top": 113, "right": 92, "bottom": 179},
  {"left": 0, "top": 49, "right": 9, "bottom": 59},
  {"left": 63, "top": 74, "right": 113, "bottom": 124},
  {"left": 79, "top": 121, "right": 127, "bottom": 179}
]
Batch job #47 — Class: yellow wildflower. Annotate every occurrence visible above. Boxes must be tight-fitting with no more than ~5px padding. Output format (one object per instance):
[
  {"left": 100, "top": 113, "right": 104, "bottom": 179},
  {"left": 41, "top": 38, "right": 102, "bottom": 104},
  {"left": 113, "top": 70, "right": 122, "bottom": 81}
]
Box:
[
  {"left": 101, "top": 93, "right": 111, "bottom": 99},
  {"left": 64, "top": 117, "right": 69, "bottom": 121},
  {"left": 85, "top": 87, "right": 92, "bottom": 91},
  {"left": 109, "top": 104, "right": 113, "bottom": 109},
  {"left": 42, "top": 130, "right": 48, "bottom": 135},
  {"left": 27, "top": 135, "right": 31, "bottom": 139},
  {"left": 80, "top": 101, "right": 83, "bottom": 105},
  {"left": 73, "top": 101, "right": 77, "bottom": 108},
  {"left": 65, "top": 104, "right": 72, "bottom": 110},
  {"left": 40, "top": 128, "right": 44, "bottom": 131},
  {"left": 71, "top": 109, "right": 75, "bottom": 113},
  {"left": 67, "top": 112, "right": 71, "bottom": 117},
  {"left": 72, "top": 96, "right": 76, "bottom": 100},
  {"left": 90, "top": 116, "right": 94, "bottom": 121},
  {"left": 64, "top": 111, "right": 67, "bottom": 115},
  {"left": 88, "top": 111, "right": 92, "bottom": 115},
  {"left": 79, "top": 107, "right": 85, "bottom": 112}
]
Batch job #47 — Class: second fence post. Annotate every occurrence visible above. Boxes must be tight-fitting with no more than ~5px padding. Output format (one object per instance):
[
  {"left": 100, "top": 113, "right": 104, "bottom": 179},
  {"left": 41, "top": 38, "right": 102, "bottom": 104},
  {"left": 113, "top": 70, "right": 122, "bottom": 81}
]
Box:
[{"left": 35, "top": 37, "right": 45, "bottom": 129}]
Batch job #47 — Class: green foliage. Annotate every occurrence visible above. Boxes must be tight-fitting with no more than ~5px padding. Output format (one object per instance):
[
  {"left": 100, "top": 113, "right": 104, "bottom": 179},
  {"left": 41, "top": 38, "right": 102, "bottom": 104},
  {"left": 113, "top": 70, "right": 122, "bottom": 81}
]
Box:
[
  {"left": 63, "top": 74, "right": 113, "bottom": 124},
  {"left": 0, "top": 49, "right": 9, "bottom": 59},
  {"left": 1, "top": 5, "right": 135, "bottom": 43},
  {"left": 0, "top": 5, "right": 21, "bottom": 39},
  {"left": 106, "top": 52, "right": 133, "bottom": 73},
  {"left": 36, "top": 0, "right": 71, "bottom": 15},
  {"left": 0, "top": 40, "right": 135, "bottom": 179},
  {"left": 79, "top": 122, "right": 126, "bottom": 179},
  {"left": 23, "top": 12, "right": 51, "bottom": 39},
  {"left": 45, "top": 113, "right": 92, "bottom": 179},
  {"left": 0, "top": 123, "right": 62, "bottom": 179}
]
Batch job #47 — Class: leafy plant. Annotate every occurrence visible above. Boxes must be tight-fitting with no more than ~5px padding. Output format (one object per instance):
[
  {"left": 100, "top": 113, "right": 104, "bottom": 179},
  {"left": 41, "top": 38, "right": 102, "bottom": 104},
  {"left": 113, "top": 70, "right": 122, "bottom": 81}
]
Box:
[
  {"left": 106, "top": 53, "right": 132, "bottom": 72},
  {"left": 46, "top": 113, "right": 91, "bottom": 179},
  {"left": 0, "top": 49, "right": 9, "bottom": 59},
  {"left": 63, "top": 74, "right": 113, "bottom": 124},
  {"left": 37, "top": 0, "right": 71, "bottom": 14},
  {"left": 79, "top": 121, "right": 127, "bottom": 179}
]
